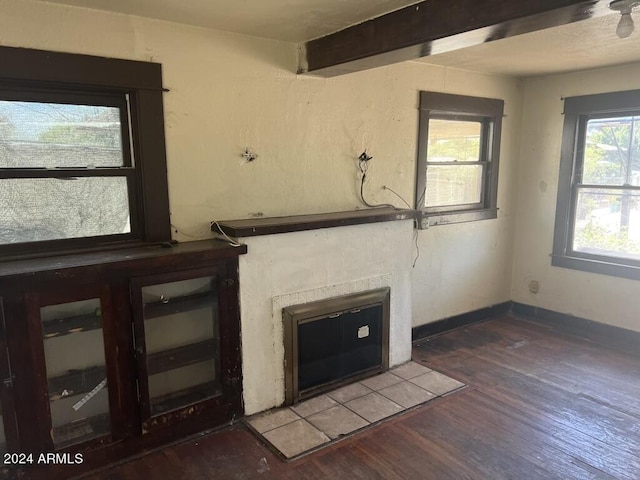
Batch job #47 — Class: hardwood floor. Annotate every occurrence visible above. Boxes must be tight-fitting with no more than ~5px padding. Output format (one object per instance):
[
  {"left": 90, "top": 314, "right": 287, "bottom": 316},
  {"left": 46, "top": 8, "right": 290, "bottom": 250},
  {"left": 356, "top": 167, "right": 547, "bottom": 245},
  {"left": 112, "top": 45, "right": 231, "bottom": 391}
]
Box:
[{"left": 84, "top": 315, "right": 640, "bottom": 480}]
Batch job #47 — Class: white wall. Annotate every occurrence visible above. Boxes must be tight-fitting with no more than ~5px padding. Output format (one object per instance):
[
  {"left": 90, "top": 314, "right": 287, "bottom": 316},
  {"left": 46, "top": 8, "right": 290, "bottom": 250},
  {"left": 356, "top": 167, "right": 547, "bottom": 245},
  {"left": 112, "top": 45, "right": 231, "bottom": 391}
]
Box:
[
  {"left": 411, "top": 75, "right": 523, "bottom": 326},
  {"left": 6, "top": 0, "right": 637, "bottom": 412},
  {"left": 0, "top": 0, "right": 522, "bottom": 321},
  {"left": 513, "top": 63, "right": 640, "bottom": 333},
  {"left": 0, "top": 0, "right": 524, "bottom": 412}
]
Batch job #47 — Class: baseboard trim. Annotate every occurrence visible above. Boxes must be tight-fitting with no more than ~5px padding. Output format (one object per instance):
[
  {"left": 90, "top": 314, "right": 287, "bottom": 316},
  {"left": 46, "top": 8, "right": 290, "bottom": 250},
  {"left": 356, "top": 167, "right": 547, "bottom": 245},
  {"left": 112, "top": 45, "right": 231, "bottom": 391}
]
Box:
[
  {"left": 511, "top": 302, "right": 640, "bottom": 357},
  {"left": 412, "top": 302, "right": 511, "bottom": 342},
  {"left": 413, "top": 301, "right": 640, "bottom": 357}
]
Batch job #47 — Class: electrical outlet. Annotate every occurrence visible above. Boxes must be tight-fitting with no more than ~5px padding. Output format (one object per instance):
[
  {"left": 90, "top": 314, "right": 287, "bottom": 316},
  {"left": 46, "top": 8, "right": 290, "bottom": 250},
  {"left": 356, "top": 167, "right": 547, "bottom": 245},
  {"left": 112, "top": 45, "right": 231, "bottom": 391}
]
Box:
[{"left": 529, "top": 280, "right": 539, "bottom": 294}]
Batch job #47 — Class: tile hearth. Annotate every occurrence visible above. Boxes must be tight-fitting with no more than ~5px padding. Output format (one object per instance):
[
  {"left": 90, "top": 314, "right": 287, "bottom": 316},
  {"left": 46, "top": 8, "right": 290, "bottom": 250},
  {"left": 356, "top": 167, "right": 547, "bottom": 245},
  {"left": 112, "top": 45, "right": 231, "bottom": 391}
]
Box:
[{"left": 245, "top": 361, "right": 465, "bottom": 460}]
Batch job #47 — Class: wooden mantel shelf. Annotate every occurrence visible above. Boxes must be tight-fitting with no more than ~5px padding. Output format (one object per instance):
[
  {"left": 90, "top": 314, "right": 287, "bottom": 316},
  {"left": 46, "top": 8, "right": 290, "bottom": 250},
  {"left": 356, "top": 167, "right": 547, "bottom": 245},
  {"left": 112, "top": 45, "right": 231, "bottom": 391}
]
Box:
[{"left": 214, "top": 207, "right": 419, "bottom": 238}]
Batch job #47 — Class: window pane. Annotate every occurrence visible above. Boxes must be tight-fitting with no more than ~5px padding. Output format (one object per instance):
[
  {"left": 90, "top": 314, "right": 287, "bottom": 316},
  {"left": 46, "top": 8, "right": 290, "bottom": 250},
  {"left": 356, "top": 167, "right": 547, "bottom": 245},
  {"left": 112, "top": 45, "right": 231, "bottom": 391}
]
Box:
[
  {"left": 573, "top": 188, "right": 640, "bottom": 261},
  {"left": 0, "top": 177, "right": 130, "bottom": 245},
  {"left": 42, "top": 299, "right": 110, "bottom": 448},
  {"left": 141, "top": 277, "right": 221, "bottom": 416},
  {"left": 427, "top": 119, "right": 482, "bottom": 162},
  {"left": 425, "top": 165, "right": 483, "bottom": 207},
  {"left": 583, "top": 116, "right": 640, "bottom": 186},
  {"left": 0, "top": 101, "right": 124, "bottom": 168}
]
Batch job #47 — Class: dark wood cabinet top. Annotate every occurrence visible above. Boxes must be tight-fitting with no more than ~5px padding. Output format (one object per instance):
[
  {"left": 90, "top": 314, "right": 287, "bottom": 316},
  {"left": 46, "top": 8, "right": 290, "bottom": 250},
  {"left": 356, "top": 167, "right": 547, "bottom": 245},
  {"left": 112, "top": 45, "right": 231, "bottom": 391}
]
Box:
[{"left": 0, "top": 240, "right": 246, "bottom": 286}]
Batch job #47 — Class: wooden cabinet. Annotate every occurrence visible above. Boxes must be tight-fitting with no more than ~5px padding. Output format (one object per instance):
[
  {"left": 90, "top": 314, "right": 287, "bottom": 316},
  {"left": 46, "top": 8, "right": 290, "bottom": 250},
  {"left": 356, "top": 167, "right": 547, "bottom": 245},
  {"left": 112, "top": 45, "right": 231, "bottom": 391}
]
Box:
[
  {"left": 131, "top": 265, "right": 242, "bottom": 434},
  {"left": 0, "top": 240, "right": 245, "bottom": 479}
]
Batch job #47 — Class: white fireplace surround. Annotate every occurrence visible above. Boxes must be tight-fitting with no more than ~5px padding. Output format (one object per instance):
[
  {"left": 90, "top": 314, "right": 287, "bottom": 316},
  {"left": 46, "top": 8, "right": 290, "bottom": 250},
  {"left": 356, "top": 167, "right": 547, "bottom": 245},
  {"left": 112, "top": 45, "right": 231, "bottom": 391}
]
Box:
[{"left": 237, "top": 219, "right": 414, "bottom": 415}]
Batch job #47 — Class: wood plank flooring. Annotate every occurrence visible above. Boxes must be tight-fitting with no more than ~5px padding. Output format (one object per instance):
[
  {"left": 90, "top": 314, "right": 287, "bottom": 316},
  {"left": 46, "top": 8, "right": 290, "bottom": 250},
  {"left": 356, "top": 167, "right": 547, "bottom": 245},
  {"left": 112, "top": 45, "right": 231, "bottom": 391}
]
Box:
[{"left": 84, "top": 315, "right": 640, "bottom": 480}]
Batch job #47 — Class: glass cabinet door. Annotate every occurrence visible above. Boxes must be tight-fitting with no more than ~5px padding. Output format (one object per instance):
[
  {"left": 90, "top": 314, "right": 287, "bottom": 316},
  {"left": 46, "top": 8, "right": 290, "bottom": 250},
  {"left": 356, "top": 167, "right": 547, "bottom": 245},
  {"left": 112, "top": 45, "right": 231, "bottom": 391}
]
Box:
[
  {"left": 40, "top": 298, "right": 110, "bottom": 448},
  {"left": 134, "top": 273, "right": 221, "bottom": 420}
]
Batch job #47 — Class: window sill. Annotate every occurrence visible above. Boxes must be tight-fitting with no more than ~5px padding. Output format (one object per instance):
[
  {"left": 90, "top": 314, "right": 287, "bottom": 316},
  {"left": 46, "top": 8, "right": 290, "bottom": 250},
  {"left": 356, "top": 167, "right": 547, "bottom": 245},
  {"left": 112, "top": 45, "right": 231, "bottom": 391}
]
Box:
[
  {"left": 551, "top": 254, "right": 640, "bottom": 281},
  {"left": 418, "top": 208, "right": 498, "bottom": 229},
  {"left": 0, "top": 239, "right": 158, "bottom": 264}
]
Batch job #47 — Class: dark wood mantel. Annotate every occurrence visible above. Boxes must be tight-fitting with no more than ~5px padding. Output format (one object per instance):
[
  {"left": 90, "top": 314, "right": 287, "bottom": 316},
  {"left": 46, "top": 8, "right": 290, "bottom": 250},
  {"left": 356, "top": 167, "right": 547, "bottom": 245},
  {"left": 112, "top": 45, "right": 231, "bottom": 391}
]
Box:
[{"left": 214, "top": 207, "right": 419, "bottom": 238}]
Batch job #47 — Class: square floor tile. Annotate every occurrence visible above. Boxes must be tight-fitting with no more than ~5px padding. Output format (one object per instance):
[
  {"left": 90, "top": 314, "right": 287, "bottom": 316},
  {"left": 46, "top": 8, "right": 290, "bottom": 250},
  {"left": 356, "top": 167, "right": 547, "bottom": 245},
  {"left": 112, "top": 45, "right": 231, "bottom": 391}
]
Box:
[
  {"left": 390, "top": 361, "right": 432, "bottom": 380},
  {"left": 409, "top": 371, "right": 465, "bottom": 396},
  {"left": 345, "top": 392, "right": 404, "bottom": 423},
  {"left": 247, "top": 408, "right": 301, "bottom": 434},
  {"left": 262, "top": 419, "right": 330, "bottom": 458},
  {"left": 290, "top": 394, "right": 337, "bottom": 418},
  {"left": 327, "top": 382, "right": 372, "bottom": 403},
  {"left": 307, "top": 405, "right": 370, "bottom": 439},
  {"left": 360, "top": 372, "right": 403, "bottom": 391},
  {"left": 378, "top": 381, "right": 436, "bottom": 408}
]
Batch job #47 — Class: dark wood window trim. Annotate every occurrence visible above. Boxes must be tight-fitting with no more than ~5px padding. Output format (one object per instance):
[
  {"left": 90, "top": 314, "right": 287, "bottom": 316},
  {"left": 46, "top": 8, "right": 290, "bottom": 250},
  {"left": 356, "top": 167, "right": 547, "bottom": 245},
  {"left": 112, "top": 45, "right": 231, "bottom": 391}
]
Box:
[
  {"left": 552, "top": 89, "right": 640, "bottom": 281},
  {"left": 0, "top": 46, "right": 170, "bottom": 260},
  {"left": 415, "top": 91, "right": 503, "bottom": 228}
]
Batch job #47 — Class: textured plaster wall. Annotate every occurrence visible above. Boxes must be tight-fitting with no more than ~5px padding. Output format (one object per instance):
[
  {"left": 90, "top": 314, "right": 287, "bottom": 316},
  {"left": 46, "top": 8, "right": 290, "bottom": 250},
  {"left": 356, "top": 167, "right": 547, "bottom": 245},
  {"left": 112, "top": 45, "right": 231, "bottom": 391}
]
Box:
[
  {"left": 0, "top": 0, "right": 523, "bottom": 412},
  {"left": 410, "top": 77, "right": 523, "bottom": 326},
  {"left": 512, "top": 63, "right": 640, "bottom": 333}
]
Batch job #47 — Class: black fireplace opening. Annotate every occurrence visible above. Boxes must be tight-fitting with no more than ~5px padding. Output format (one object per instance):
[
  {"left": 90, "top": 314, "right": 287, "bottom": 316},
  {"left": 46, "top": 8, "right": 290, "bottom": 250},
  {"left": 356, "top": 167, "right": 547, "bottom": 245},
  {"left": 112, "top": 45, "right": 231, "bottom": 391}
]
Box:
[{"left": 283, "top": 288, "right": 390, "bottom": 404}]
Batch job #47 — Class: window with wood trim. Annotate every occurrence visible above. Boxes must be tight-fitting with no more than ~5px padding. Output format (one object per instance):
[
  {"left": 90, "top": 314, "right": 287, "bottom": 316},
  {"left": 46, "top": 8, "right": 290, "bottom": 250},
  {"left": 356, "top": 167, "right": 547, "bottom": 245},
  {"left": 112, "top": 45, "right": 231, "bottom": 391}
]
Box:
[
  {"left": 415, "top": 91, "right": 503, "bottom": 227},
  {"left": 553, "top": 90, "right": 640, "bottom": 280},
  {"left": 0, "top": 46, "right": 170, "bottom": 259}
]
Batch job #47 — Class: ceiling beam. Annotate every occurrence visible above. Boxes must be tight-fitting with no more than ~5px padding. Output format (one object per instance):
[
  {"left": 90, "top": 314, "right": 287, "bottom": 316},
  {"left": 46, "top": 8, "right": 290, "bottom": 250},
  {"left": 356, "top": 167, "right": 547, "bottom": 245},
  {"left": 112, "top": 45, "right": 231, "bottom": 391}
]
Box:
[{"left": 300, "top": 0, "right": 611, "bottom": 77}]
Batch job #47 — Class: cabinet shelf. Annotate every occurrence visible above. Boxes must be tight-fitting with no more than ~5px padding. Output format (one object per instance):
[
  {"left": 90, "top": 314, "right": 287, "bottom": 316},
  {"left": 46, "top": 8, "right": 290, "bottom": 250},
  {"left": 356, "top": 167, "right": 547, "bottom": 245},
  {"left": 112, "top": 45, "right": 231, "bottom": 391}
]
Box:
[
  {"left": 143, "top": 291, "right": 217, "bottom": 320},
  {"left": 150, "top": 381, "right": 221, "bottom": 416},
  {"left": 42, "top": 311, "right": 102, "bottom": 338},
  {"left": 53, "top": 412, "right": 110, "bottom": 449},
  {"left": 48, "top": 365, "right": 106, "bottom": 401},
  {"left": 147, "top": 339, "right": 218, "bottom": 376}
]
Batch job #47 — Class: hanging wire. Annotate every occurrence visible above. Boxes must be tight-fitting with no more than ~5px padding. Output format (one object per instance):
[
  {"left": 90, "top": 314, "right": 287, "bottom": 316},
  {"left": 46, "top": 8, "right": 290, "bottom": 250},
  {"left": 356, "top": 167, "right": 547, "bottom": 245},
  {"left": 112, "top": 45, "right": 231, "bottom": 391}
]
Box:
[
  {"left": 358, "top": 152, "right": 399, "bottom": 210},
  {"left": 383, "top": 185, "right": 412, "bottom": 209},
  {"left": 211, "top": 221, "right": 243, "bottom": 247},
  {"left": 412, "top": 227, "right": 420, "bottom": 268}
]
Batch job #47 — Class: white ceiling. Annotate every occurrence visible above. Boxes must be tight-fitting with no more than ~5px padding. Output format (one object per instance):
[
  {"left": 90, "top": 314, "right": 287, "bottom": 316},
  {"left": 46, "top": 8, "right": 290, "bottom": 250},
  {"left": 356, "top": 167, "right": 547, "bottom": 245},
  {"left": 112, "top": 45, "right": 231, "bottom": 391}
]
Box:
[
  {"left": 39, "top": 0, "right": 640, "bottom": 77},
  {"left": 38, "top": 0, "right": 421, "bottom": 43},
  {"left": 419, "top": 14, "right": 640, "bottom": 77}
]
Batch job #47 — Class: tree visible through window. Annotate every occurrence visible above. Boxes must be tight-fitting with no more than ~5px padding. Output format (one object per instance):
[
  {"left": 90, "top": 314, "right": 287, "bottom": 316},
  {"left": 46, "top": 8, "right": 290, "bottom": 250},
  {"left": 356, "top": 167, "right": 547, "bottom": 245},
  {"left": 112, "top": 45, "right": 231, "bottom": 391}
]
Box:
[
  {"left": 573, "top": 116, "right": 640, "bottom": 260},
  {"left": 553, "top": 90, "right": 640, "bottom": 280},
  {"left": 0, "top": 99, "right": 131, "bottom": 245}
]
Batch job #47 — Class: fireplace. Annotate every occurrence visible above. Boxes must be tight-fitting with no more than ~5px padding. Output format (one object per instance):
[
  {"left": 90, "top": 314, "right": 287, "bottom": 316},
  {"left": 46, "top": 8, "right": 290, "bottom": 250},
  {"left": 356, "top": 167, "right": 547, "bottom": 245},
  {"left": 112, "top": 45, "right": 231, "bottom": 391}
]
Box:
[
  {"left": 229, "top": 212, "right": 413, "bottom": 415},
  {"left": 282, "top": 288, "right": 390, "bottom": 404}
]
